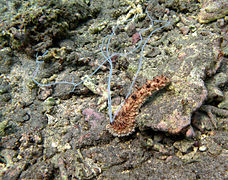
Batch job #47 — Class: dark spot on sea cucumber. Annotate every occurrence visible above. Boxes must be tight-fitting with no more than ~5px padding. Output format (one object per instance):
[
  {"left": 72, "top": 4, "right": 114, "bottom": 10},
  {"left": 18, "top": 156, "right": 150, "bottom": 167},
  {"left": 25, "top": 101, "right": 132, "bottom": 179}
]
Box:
[
  {"left": 131, "top": 94, "right": 137, "bottom": 100},
  {"left": 146, "top": 84, "right": 151, "bottom": 88}
]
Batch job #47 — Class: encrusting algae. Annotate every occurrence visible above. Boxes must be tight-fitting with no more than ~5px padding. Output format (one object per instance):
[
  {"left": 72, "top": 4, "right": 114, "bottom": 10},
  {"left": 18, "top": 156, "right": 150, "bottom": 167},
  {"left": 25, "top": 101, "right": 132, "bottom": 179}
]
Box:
[{"left": 106, "top": 76, "right": 170, "bottom": 137}]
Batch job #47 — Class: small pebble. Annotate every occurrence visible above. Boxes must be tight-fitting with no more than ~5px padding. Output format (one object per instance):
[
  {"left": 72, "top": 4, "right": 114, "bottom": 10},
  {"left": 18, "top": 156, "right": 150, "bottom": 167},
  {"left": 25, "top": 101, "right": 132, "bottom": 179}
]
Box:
[
  {"left": 186, "top": 126, "right": 195, "bottom": 137},
  {"left": 199, "top": 145, "right": 207, "bottom": 152}
]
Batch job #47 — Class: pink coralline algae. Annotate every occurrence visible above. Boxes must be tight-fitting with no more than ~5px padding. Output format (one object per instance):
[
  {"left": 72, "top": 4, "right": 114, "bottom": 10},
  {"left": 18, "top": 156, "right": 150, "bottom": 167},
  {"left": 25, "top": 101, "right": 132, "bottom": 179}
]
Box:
[
  {"left": 82, "top": 108, "right": 102, "bottom": 121},
  {"left": 132, "top": 32, "right": 141, "bottom": 44},
  {"left": 82, "top": 108, "right": 103, "bottom": 129}
]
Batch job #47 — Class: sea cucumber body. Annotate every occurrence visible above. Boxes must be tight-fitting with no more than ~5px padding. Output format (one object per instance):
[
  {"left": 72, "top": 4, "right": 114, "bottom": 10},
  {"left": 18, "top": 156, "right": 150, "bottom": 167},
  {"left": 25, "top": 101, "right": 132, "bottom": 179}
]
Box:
[{"left": 106, "top": 76, "right": 169, "bottom": 137}]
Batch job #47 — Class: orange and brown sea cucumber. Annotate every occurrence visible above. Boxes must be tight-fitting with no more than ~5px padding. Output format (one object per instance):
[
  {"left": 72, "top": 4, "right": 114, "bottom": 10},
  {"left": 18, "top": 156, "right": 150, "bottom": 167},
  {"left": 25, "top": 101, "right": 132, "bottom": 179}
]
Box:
[{"left": 106, "top": 76, "right": 169, "bottom": 137}]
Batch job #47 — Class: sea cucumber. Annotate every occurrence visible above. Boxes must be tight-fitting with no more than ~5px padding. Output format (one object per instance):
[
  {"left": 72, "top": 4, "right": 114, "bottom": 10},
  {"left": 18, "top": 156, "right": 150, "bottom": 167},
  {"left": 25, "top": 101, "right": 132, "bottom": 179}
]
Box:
[{"left": 106, "top": 76, "right": 170, "bottom": 137}]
